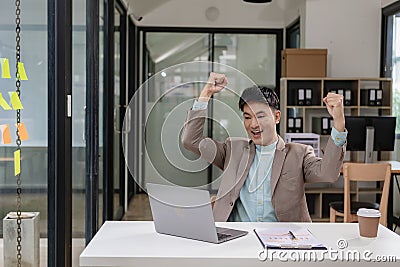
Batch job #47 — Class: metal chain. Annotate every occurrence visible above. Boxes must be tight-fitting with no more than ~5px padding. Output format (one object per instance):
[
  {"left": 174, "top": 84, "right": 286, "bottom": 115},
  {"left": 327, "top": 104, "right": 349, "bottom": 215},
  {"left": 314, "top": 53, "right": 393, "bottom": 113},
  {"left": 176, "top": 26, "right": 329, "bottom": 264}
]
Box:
[{"left": 15, "top": 0, "right": 22, "bottom": 266}]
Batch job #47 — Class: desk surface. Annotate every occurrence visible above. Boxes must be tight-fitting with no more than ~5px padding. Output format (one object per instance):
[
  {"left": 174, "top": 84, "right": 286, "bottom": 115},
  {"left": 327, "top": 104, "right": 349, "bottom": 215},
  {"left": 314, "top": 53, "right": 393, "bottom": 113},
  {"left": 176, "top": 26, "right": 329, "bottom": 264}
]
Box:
[
  {"left": 382, "top": 161, "right": 400, "bottom": 174},
  {"left": 80, "top": 221, "right": 400, "bottom": 267}
]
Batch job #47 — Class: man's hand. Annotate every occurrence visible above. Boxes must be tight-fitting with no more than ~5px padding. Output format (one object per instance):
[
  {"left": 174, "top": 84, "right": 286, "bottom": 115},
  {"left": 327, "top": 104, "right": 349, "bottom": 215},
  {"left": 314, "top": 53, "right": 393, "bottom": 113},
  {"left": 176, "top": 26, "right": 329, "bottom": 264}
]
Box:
[
  {"left": 199, "top": 72, "right": 228, "bottom": 102},
  {"left": 323, "top": 93, "right": 345, "bottom": 132}
]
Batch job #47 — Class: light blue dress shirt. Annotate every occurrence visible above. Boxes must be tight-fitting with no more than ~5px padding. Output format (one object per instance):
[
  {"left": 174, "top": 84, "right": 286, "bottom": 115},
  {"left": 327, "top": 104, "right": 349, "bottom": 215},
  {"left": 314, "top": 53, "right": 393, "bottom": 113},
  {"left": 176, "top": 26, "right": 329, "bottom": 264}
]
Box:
[
  {"left": 192, "top": 100, "right": 347, "bottom": 222},
  {"left": 228, "top": 141, "right": 279, "bottom": 222}
]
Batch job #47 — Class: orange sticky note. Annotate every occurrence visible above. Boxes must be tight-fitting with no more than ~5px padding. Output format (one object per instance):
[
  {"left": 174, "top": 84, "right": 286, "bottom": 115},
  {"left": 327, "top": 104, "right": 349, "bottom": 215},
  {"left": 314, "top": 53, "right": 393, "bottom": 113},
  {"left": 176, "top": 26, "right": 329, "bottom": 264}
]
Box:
[
  {"left": 15, "top": 122, "right": 29, "bottom": 141},
  {"left": 14, "top": 149, "right": 21, "bottom": 176},
  {"left": 8, "top": 92, "right": 24, "bottom": 110},
  {"left": 0, "top": 124, "right": 12, "bottom": 144},
  {"left": 17, "top": 62, "right": 28, "bottom": 80},
  {"left": 0, "top": 93, "right": 12, "bottom": 110},
  {"left": 1, "top": 58, "right": 11, "bottom": 78}
]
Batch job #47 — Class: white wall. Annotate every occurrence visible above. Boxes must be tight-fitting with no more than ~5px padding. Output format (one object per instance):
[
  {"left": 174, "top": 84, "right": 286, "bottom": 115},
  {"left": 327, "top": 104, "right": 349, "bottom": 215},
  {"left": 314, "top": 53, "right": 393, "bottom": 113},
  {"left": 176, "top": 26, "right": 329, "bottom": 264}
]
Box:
[
  {"left": 134, "top": 0, "right": 386, "bottom": 78},
  {"left": 304, "top": 0, "right": 381, "bottom": 77}
]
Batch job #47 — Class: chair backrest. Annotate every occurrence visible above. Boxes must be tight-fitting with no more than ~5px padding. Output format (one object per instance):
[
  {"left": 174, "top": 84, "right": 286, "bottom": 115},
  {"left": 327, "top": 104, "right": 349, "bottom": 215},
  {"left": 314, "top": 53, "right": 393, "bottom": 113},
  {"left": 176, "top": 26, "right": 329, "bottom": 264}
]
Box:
[{"left": 343, "top": 162, "right": 391, "bottom": 226}]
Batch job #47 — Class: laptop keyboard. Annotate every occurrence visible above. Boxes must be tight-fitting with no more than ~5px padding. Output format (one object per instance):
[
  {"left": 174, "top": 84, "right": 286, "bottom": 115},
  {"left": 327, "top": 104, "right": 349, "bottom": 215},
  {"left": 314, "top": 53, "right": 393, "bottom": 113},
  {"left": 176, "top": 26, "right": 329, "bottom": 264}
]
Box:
[{"left": 217, "top": 232, "right": 232, "bottom": 241}]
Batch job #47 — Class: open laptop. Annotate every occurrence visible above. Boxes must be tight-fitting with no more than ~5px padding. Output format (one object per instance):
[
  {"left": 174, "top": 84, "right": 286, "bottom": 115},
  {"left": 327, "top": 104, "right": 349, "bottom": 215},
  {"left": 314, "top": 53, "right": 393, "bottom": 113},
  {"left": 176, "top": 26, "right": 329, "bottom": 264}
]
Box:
[{"left": 147, "top": 183, "right": 248, "bottom": 243}]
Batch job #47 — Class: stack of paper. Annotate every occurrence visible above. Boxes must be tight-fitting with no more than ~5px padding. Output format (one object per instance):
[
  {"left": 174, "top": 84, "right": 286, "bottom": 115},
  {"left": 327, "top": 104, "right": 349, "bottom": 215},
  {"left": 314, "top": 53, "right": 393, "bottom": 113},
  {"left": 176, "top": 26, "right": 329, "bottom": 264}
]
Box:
[{"left": 254, "top": 227, "right": 326, "bottom": 249}]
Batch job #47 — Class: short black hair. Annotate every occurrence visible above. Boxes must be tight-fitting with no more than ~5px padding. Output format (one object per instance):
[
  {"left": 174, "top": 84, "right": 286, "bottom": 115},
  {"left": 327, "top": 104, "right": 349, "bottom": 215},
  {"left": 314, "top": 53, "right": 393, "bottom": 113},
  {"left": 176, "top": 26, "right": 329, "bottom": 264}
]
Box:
[{"left": 238, "top": 86, "right": 279, "bottom": 111}]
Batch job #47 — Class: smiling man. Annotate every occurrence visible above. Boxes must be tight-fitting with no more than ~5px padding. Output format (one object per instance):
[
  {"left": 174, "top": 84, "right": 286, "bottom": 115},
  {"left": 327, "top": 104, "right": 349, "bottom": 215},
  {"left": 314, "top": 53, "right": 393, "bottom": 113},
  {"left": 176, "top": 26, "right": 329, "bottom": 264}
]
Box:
[{"left": 182, "top": 72, "right": 347, "bottom": 222}]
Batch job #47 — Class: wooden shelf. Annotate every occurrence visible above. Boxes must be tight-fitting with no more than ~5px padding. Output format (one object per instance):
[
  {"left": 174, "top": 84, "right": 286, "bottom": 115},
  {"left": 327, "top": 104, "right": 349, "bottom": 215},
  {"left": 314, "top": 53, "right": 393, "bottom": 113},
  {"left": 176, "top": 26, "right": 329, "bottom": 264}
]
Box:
[
  {"left": 359, "top": 106, "right": 391, "bottom": 109},
  {"left": 281, "top": 77, "right": 392, "bottom": 221},
  {"left": 286, "top": 106, "right": 323, "bottom": 109}
]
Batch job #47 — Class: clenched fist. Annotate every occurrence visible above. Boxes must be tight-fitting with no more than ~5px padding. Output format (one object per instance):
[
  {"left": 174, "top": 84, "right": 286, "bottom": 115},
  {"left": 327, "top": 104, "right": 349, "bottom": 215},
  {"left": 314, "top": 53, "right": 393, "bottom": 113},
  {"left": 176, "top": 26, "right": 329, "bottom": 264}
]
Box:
[
  {"left": 323, "top": 93, "right": 345, "bottom": 132},
  {"left": 199, "top": 72, "right": 228, "bottom": 102}
]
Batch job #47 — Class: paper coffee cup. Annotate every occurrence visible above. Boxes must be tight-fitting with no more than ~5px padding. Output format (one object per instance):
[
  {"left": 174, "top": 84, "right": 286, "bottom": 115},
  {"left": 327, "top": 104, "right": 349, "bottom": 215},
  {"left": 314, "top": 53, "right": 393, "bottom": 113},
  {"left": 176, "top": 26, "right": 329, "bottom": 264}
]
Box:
[{"left": 357, "top": 208, "right": 381, "bottom": 238}]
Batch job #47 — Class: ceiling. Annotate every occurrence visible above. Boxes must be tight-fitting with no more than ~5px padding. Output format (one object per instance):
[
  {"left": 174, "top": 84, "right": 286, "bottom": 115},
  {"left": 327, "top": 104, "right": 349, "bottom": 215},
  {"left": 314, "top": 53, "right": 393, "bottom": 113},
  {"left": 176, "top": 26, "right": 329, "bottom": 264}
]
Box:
[{"left": 127, "top": 0, "right": 294, "bottom": 22}]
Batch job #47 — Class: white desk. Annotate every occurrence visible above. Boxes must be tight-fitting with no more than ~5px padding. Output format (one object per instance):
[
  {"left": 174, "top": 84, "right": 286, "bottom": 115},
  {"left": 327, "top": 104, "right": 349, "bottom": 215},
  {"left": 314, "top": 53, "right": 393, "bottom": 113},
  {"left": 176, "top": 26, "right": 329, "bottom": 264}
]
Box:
[{"left": 80, "top": 221, "right": 400, "bottom": 266}]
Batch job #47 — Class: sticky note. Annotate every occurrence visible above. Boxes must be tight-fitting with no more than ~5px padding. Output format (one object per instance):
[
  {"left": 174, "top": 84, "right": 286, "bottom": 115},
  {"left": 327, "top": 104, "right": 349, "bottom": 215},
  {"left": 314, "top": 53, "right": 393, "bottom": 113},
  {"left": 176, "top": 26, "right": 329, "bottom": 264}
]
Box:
[
  {"left": 15, "top": 122, "right": 29, "bottom": 141},
  {"left": 14, "top": 149, "right": 21, "bottom": 176},
  {"left": 0, "top": 58, "right": 11, "bottom": 78},
  {"left": 8, "top": 92, "right": 24, "bottom": 110},
  {"left": 0, "top": 124, "right": 12, "bottom": 144},
  {"left": 17, "top": 62, "right": 28, "bottom": 80},
  {"left": 0, "top": 93, "right": 12, "bottom": 110}
]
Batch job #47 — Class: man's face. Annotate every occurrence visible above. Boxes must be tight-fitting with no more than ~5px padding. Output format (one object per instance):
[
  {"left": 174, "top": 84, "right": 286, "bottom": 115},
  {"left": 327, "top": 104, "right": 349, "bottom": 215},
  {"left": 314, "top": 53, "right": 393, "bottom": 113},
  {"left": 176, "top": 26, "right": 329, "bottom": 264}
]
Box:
[{"left": 242, "top": 101, "right": 281, "bottom": 146}]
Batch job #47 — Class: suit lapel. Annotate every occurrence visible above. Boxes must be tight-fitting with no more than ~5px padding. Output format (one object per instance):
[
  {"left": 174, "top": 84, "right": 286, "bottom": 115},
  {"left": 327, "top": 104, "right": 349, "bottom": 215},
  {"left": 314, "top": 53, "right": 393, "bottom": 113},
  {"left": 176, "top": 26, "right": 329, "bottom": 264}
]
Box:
[
  {"left": 271, "top": 136, "right": 287, "bottom": 196},
  {"left": 235, "top": 143, "right": 255, "bottom": 196}
]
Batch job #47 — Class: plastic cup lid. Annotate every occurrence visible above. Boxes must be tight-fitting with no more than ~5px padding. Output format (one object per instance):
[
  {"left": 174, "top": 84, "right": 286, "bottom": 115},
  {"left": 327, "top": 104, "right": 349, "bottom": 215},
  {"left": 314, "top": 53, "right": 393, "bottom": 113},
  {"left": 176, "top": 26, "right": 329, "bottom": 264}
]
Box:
[{"left": 357, "top": 208, "right": 381, "bottom": 218}]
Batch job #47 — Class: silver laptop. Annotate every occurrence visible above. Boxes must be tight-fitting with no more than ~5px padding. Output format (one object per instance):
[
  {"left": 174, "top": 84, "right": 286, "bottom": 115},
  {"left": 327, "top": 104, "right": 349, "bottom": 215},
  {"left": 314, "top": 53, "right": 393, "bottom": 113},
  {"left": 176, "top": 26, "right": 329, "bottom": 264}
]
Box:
[{"left": 147, "top": 183, "right": 248, "bottom": 243}]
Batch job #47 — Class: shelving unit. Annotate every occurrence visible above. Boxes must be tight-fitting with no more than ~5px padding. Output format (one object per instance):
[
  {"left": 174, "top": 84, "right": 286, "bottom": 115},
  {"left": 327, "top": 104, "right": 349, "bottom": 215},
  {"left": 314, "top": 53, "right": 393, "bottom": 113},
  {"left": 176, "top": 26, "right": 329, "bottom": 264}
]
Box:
[
  {"left": 280, "top": 77, "right": 392, "bottom": 221},
  {"left": 280, "top": 77, "right": 392, "bottom": 135}
]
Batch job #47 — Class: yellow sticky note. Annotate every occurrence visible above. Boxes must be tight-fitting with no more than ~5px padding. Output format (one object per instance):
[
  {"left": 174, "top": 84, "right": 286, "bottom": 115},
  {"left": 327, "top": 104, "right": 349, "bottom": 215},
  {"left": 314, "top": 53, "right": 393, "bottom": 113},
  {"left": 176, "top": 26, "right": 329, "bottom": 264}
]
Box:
[
  {"left": 0, "top": 93, "right": 12, "bottom": 110},
  {"left": 8, "top": 92, "right": 24, "bottom": 110},
  {"left": 14, "top": 149, "right": 21, "bottom": 176},
  {"left": 0, "top": 124, "right": 12, "bottom": 144},
  {"left": 15, "top": 122, "right": 29, "bottom": 141},
  {"left": 17, "top": 62, "right": 28, "bottom": 80},
  {"left": 1, "top": 58, "right": 11, "bottom": 78}
]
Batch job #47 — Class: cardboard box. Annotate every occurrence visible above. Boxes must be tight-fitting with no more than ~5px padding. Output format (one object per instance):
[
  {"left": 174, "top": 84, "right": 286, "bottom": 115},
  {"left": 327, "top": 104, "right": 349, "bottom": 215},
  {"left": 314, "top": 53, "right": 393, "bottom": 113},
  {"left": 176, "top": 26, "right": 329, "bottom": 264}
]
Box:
[{"left": 282, "top": 49, "right": 327, "bottom": 77}]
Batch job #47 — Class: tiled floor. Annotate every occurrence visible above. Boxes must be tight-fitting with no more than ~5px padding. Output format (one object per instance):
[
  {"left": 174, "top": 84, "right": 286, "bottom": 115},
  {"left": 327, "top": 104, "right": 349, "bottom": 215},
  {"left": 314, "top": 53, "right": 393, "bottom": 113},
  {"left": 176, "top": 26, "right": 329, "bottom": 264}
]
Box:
[{"left": 122, "top": 193, "right": 152, "bottom": 221}]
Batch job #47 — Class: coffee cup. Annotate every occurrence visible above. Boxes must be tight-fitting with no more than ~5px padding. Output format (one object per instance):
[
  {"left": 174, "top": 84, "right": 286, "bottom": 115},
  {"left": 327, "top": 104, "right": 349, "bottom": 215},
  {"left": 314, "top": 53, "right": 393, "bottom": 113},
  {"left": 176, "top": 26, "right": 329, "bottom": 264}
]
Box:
[{"left": 357, "top": 208, "right": 381, "bottom": 238}]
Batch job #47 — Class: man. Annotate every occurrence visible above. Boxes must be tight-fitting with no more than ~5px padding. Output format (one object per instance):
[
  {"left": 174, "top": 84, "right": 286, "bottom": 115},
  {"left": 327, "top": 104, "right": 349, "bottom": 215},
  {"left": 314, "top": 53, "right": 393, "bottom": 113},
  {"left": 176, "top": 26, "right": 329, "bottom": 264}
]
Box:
[{"left": 182, "top": 72, "right": 346, "bottom": 222}]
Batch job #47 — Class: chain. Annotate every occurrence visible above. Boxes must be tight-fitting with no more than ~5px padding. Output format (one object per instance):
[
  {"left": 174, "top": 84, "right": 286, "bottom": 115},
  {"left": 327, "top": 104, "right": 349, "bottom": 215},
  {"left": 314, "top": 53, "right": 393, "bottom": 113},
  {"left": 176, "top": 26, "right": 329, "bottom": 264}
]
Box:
[{"left": 15, "top": 0, "right": 22, "bottom": 266}]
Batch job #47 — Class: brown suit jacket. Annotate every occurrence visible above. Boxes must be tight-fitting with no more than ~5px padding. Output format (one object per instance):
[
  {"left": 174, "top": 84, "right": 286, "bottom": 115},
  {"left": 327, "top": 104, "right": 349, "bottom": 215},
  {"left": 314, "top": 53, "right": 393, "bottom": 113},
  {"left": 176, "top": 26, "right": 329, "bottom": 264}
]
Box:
[{"left": 182, "top": 109, "right": 346, "bottom": 222}]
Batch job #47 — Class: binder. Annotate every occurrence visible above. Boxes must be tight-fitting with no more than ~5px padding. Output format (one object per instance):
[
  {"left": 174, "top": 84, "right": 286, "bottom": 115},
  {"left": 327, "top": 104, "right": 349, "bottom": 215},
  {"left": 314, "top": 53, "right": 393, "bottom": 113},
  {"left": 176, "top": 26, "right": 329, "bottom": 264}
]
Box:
[
  {"left": 297, "top": 88, "right": 305, "bottom": 105},
  {"left": 337, "top": 89, "right": 344, "bottom": 97},
  {"left": 360, "top": 89, "right": 369, "bottom": 106},
  {"left": 305, "top": 88, "right": 313, "bottom": 106},
  {"left": 344, "top": 89, "right": 352, "bottom": 106},
  {"left": 329, "top": 118, "right": 334, "bottom": 130},
  {"left": 376, "top": 89, "right": 383, "bottom": 106},
  {"left": 329, "top": 89, "right": 337, "bottom": 94},
  {"left": 253, "top": 227, "right": 327, "bottom": 250},
  {"left": 295, "top": 117, "right": 303, "bottom": 133},
  {"left": 321, "top": 117, "right": 329, "bottom": 135},
  {"left": 287, "top": 117, "right": 295, "bottom": 133},
  {"left": 368, "top": 89, "right": 376, "bottom": 106}
]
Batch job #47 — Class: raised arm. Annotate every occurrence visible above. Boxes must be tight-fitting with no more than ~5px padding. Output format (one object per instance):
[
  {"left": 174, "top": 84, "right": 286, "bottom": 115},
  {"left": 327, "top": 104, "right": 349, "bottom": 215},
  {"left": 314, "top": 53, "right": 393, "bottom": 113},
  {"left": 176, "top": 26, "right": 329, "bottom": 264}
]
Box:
[
  {"left": 304, "top": 93, "right": 347, "bottom": 183},
  {"left": 181, "top": 73, "right": 229, "bottom": 170}
]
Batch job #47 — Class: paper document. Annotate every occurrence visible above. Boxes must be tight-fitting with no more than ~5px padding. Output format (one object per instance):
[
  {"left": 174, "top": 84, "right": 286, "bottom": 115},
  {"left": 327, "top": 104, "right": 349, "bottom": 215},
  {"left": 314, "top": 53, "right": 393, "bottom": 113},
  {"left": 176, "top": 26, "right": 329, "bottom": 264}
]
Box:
[{"left": 254, "top": 227, "right": 326, "bottom": 250}]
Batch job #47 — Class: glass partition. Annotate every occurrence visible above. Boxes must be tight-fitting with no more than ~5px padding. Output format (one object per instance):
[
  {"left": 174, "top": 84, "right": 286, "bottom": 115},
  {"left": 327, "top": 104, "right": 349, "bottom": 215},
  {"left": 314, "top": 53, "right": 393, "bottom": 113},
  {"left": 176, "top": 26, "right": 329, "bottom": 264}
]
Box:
[{"left": 0, "top": 0, "right": 48, "bottom": 263}]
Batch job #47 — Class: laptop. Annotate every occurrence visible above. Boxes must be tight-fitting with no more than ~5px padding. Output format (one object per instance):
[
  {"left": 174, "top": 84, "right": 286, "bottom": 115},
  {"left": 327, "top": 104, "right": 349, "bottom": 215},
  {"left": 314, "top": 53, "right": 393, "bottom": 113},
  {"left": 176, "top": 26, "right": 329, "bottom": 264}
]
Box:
[{"left": 147, "top": 183, "right": 248, "bottom": 243}]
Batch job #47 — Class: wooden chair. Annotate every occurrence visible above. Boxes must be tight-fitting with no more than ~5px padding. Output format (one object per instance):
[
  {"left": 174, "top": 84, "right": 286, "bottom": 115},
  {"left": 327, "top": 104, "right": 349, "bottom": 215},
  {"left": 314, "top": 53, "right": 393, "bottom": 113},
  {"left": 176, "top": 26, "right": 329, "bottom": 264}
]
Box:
[{"left": 329, "top": 162, "right": 391, "bottom": 226}]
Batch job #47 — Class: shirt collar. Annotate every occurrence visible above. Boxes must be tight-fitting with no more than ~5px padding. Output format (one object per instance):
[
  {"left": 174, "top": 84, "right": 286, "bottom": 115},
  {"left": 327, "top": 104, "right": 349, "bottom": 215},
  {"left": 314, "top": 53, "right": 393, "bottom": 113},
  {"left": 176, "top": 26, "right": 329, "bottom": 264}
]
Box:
[{"left": 255, "top": 139, "right": 278, "bottom": 153}]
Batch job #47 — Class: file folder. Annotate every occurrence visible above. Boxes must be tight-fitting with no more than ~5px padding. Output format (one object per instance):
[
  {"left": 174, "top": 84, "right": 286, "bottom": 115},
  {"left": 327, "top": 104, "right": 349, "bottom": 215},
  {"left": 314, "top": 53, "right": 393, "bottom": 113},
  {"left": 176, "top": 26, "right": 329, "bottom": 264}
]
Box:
[
  {"left": 344, "top": 89, "right": 352, "bottom": 106},
  {"left": 297, "top": 88, "right": 305, "bottom": 105},
  {"left": 376, "top": 89, "right": 383, "bottom": 106},
  {"left": 321, "top": 117, "right": 329, "bottom": 135},
  {"left": 360, "top": 89, "right": 369, "bottom": 106},
  {"left": 305, "top": 88, "right": 312, "bottom": 106},
  {"left": 368, "top": 89, "right": 376, "bottom": 106},
  {"left": 295, "top": 117, "right": 303, "bottom": 133},
  {"left": 287, "top": 117, "right": 295, "bottom": 133}
]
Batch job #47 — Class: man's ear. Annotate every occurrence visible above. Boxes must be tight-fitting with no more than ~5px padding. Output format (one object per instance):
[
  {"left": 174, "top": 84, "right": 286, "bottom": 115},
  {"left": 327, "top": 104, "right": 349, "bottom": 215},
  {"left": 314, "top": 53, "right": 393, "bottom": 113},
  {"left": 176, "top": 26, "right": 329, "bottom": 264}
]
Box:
[{"left": 275, "top": 110, "right": 281, "bottom": 124}]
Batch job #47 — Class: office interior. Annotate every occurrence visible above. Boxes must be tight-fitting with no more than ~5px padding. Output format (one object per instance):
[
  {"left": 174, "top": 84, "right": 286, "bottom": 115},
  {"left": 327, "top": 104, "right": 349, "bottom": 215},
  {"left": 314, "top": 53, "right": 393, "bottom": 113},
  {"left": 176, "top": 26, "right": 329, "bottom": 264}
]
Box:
[{"left": 0, "top": 0, "right": 400, "bottom": 266}]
